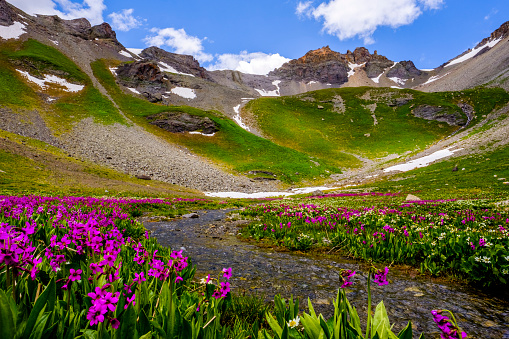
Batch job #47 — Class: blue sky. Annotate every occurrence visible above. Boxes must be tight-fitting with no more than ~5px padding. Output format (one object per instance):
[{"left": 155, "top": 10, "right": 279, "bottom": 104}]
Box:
[{"left": 8, "top": 0, "right": 509, "bottom": 74}]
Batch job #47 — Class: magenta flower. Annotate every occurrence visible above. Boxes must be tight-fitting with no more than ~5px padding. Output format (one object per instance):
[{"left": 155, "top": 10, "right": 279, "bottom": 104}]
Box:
[
  {"left": 478, "top": 238, "right": 486, "bottom": 247},
  {"left": 86, "top": 303, "right": 107, "bottom": 326},
  {"left": 69, "top": 268, "right": 82, "bottom": 282},
  {"left": 110, "top": 318, "right": 120, "bottom": 329},
  {"left": 340, "top": 269, "right": 356, "bottom": 288},
  {"left": 175, "top": 276, "right": 183, "bottom": 284},
  {"left": 431, "top": 310, "right": 467, "bottom": 339},
  {"left": 222, "top": 267, "right": 232, "bottom": 280},
  {"left": 373, "top": 267, "right": 389, "bottom": 286},
  {"left": 90, "top": 262, "right": 103, "bottom": 274},
  {"left": 133, "top": 272, "right": 146, "bottom": 284}
]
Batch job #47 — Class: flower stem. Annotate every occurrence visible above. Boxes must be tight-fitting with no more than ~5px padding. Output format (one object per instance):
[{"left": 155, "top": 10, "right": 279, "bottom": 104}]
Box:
[{"left": 366, "top": 271, "right": 372, "bottom": 339}]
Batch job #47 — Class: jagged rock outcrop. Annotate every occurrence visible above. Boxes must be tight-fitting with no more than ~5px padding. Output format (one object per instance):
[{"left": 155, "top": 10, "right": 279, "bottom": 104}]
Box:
[
  {"left": 0, "top": 0, "right": 15, "bottom": 26},
  {"left": 89, "top": 22, "right": 117, "bottom": 40},
  {"left": 140, "top": 46, "right": 211, "bottom": 80},
  {"left": 116, "top": 61, "right": 165, "bottom": 83},
  {"left": 147, "top": 112, "right": 219, "bottom": 134},
  {"left": 270, "top": 46, "right": 393, "bottom": 85},
  {"left": 386, "top": 61, "right": 422, "bottom": 79},
  {"left": 412, "top": 105, "right": 467, "bottom": 126},
  {"left": 476, "top": 21, "right": 509, "bottom": 48}
]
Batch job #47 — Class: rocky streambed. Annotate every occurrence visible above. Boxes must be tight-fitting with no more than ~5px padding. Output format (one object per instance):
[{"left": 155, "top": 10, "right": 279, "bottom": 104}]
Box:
[{"left": 144, "top": 209, "right": 509, "bottom": 338}]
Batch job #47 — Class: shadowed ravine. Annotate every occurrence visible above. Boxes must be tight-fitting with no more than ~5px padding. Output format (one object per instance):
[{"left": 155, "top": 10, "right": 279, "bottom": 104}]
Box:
[{"left": 144, "top": 209, "right": 509, "bottom": 338}]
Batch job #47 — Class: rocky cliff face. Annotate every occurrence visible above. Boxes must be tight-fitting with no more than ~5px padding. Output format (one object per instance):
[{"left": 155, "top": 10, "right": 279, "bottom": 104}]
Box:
[
  {"left": 269, "top": 46, "right": 393, "bottom": 85},
  {"left": 140, "top": 46, "right": 212, "bottom": 80},
  {"left": 386, "top": 61, "right": 422, "bottom": 79}
]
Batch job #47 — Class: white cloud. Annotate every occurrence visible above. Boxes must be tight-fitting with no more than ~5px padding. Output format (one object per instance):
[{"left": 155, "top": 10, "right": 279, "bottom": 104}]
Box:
[
  {"left": 207, "top": 51, "right": 291, "bottom": 75},
  {"left": 144, "top": 27, "right": 213, "bottom": 63},
  {"left": 296, "top": 1, "right": 313, "bottom": 18},
  {"left": 107, "top": 8, "right": 142, "bottom": 32},
  {"left": 7, "top": 0, "right": 106, "bottom": 25},
  {"left": 297, "top": 0, "right": 444, "bottom": 44}
]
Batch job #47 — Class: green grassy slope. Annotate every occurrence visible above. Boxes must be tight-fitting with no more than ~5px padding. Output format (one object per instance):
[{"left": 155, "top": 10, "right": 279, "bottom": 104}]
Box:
[
  {"left": 91, "top": 59, "right": 342, "bottom": 184},
  {"left": 363, "top": 145, "right": 509, "bottom": 199},
  {"left": 0, "top": 39, "right": 125, "bottom": 134},
  {"left": 245, "top": 87, "right": 509, "bottom": 168}
]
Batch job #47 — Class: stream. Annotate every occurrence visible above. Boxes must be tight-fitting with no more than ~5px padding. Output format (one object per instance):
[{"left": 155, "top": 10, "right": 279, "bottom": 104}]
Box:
[{"left": 144, "top": 209, "right": 509, "bottom": 338}]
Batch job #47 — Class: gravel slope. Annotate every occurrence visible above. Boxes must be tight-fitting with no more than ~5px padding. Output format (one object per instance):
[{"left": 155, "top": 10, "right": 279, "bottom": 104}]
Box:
[{"left": 61, "top": 118, "right": 277, "bottom": 192}]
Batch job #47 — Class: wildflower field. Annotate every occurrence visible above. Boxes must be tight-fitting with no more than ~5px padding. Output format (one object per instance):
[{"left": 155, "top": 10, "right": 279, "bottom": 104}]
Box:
[
  {"left": 240, "top": 193, "right": 509, "bottom": 288},
  {"left": 0, "top": 193, "right": 501, "bottom": 338}
]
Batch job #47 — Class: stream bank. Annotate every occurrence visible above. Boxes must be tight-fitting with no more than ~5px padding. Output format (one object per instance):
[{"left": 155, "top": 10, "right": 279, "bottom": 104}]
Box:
[{"left": 143, "top": 209, "right": 509, "bottom": 338}]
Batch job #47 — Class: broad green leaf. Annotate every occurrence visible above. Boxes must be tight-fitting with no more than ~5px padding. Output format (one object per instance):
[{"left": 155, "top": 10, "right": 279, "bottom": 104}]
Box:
[
  {"left": 28, "top": 307, "right": 49, "bottom": 339},
  {"left": 23, "top": 278, "right": 56, "bottom": 339},
  {"left": 300, "top": 313, "right": 322, "bottom": 338},
  {"left": 120, "top": 305, "right": 136, "bottom": 339},
  {"left": 397, "top": 321, "right": 413, "bottom": 339},
  {"left": 0, "top": 290, "right": 15, "bottom": 339},
  {"left": 265, "top": 312, "right": 283, "bottom": 338}
]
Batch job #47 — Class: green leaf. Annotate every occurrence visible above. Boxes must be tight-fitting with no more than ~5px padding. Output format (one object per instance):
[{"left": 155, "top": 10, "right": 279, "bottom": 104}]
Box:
[
  {"left": 265, "top": 312, "right": 283, "bottom": 338},
  {"left": 137, "top": 309, "right": 151, "bottom": 337},
  {"left": 23, "top": 278, "right": 56, "bottom": 339},
  {"left": 28, "top": 307, "right": 49, "bottom": 339},
  {"left": 319, "top": 315, "right": 331, "bottom": 339},
  {"left": 120, "top": 304, "right": 137, "bottom": 339},
  {"left": 300, "top": 313, "right": 322, "bottom": 338},
  {"left": 397, "top": 321, "right": 413, "bottom": 339},
  {"left": 138, "top": 332, "right": 152, "bottom": 339},
  {"left": 0, "top": 290, "right": 15, "bottom": 339}
]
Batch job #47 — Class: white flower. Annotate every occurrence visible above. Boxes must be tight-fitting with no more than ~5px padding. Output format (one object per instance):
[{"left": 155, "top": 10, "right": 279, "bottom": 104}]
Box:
[
  {"left": 287, "top": 316, "right": 300, "bottom": 328},
  {"left": 504, "top": 256, "right": 509, "bottom": 261},
  {"left": 503, "top": 269, "right": 509, "bottom": 275}
]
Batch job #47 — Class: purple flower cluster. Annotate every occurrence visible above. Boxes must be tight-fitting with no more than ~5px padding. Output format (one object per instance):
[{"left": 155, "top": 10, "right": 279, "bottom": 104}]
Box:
[
  {"left": 373, "top": 267, "right": 389, "bottom": 286},
  {"left": 0, "top": 220, "right": 39, "bottom": 279},
  {"left": 339, "top": 269, "right": 356, "bottom": 288},
  {"left": 87, "top": 284, "right": 120, "bottom": 328},
  {"left": 431, "top": 310, "right": 467, "bottom": 339}
]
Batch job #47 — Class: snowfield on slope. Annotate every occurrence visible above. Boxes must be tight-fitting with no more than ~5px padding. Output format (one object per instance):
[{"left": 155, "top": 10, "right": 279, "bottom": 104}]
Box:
[{"left": 383, "top": 147, "right": 463, "bottom": 172}]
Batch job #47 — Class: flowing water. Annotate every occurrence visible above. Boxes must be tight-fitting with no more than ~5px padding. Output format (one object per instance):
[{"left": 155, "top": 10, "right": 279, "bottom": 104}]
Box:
[{"left": 144, "top": 209, "right": 509, "bottom": 338}]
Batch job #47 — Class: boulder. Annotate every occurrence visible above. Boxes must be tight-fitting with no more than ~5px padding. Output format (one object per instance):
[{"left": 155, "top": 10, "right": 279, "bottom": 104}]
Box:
[
  {"left": 406, "top": 194, "right": 421, "bottom": 201},
  {"left": 135, "top": 174, "right": 151, "bottom": 180},
  {"left": 89, "top": 22, "right": 116, "bottom": 40},
  {"left": 147, "top": 112, "right": 219, "bottom": 134},
  {"left": 412, "top": 105, "right": 467, "bottom": 126},
  {"left": 182, "top": 213, "right": 199, "bottom": 218}
]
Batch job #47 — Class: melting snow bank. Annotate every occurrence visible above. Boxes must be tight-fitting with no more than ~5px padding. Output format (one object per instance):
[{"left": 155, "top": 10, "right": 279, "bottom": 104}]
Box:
[
  {"left": 446, "top": 37, "right": 503, "bottom": 67},
  {"left": 118, "top": 50, "right": 133, "bottom": 58},
  {"left": 0, "top": 22, "right": 26, "bottom": 40},
  {"left": 233, "top": 104, "right": 250, "bottom": 131},
  {"left": 255, "top": 80, "right": 281, "bottom": 96},
  {"left": 169, "top": 87, "right": 196, "bottom": 99},
  {"left": 383, "top": 147, "right": 463, "bottom": 173},
  {"left": 17, "top": 70, "right": 85, "bottom": 92},
  {"left": 158, "top": 62, "right": 195, "bottom": 77},
  {"left": 422, "top": 72, "right": 450, "bottom": 85},
  {"left": 204, "top": 186, "right": 339, "bottom": 199}
]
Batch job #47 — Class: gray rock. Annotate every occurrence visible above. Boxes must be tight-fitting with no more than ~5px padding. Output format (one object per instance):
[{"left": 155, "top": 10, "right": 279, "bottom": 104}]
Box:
[
  {"left": 148, "top": 112, "right": 218, "bottom": 134},
  {"left": 406, "top": 194, "right": 421, "bottom": 201},
  {"left": 182, "top": 213, "right": 199, "bottom": 219},
  {"left": 135, "top": 174, "right": 151, "bottom": 180},
  {"left": 0, "top": 0, "right": 15, "bottom": 26},
  {"left": 412, "top": 105, "right": 467, "bottom": 126}
]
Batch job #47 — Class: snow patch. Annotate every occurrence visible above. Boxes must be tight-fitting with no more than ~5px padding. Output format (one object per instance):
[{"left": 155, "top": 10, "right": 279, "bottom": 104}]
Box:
[
  {"left": 17, "top": 70, "right": 84, "bottom": 92},
  {"left": 50, "top": 40, "right": 59, "bottom": 45},
  {"left": 109, "top": 67, "right": 118, "bottom": 75},
  {"left": 307, "top": 81, "right": 319, "bottom": 85},
  {"left": 383, "top": 147, "right": 463, "bottom": 173},
  {"left": 255, "top": 80, "right": 281, "bottom": 97},
  {"left": 390, "top": 86, "right": 402, "bottom": 89},
  {"left": 348, "top": 62, "right": 365, "bottom": 77},
  {"left": 126, "top": 48, "right": 143, "bottom": 57},
  {"left": 204, "top": 186, "right": 339, "bottom": 199},
  {"left": 118, "top": 50, "right": 133, "bottom": 58},
  {"left": 446, "top": 37, "right": 503, "bottom": 67},
  {"left": 420, "top": 68, "right": 434, "bottom": 71},
  {"left": 127, "top": 88, "right": 141, "bottom": 94},
  {"left": 388, "top": 77, "right": 406, "bottom": 86},
  {"left": 372, "top": 73, "right": 383, "bottom": 84},
  {"left": 158, "top": 62, "right": 195, "bottom": 77},
  {"left": 170, "top": 87, "right": 196, "bottom": 99},
  {"left": 189, "top": 131, "right": 215, "bottom": 136},
  {"left": 0, "top": 22, "right": 26, "bottom": 40},
  {"left": 233, "top": 104, "right": 250, "bottom": 131},
  {"left": 422, "top": 72, "right": 450, "bottom": 85}
]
